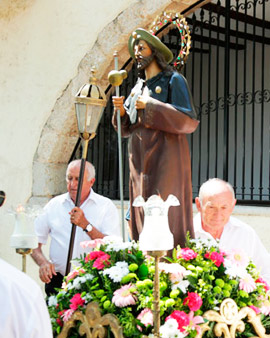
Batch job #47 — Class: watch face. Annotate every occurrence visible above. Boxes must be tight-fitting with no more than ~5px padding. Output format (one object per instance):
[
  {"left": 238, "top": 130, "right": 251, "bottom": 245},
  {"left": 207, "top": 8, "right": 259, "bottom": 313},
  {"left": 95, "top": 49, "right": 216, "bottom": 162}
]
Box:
[{"left": 87, "top": 224, "right": 93, "bottom": 232}]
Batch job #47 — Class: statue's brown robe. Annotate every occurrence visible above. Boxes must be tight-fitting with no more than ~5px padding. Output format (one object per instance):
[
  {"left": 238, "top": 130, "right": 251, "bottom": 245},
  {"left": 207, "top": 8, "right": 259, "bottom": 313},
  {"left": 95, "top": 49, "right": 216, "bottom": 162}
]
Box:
[{"left": 112, "top": 71, "right": 199, "bottom": 248}]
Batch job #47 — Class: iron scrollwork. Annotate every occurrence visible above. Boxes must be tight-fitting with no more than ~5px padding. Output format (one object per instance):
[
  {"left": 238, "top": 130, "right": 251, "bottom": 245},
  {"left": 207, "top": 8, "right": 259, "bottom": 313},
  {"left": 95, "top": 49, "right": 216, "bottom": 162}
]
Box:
[
  {"left": 58, "top": 302, "right": 124, "bottom": 338},
  {"left": 198, "top": 89, "right": 270, "bottom": 116}
]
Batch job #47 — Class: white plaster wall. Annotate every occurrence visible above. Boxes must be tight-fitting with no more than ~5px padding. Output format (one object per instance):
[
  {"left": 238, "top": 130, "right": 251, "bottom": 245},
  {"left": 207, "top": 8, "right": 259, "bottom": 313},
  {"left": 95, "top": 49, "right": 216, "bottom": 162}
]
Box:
[
  {"left": 0, "top": 0, "right": 137, "bottom": 282},
  {"left": 0, "top": 0, "right": 196, "bottom": 291},
  {"left": 0, "top": 0, "right": 269, "bottom": 295}
]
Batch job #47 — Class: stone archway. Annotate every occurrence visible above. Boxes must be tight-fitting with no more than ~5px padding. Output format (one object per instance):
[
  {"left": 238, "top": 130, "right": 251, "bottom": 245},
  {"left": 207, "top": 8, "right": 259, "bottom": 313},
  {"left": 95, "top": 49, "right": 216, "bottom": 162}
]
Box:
[{"left": 32, "top": 0, "right": 207, "bottom": 202}]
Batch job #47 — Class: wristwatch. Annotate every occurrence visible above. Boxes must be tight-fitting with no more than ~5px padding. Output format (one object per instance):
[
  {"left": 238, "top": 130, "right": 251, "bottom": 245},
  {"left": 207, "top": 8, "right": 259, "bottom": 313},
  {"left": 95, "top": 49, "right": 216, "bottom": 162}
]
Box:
[{"left": 83, "top": 223, "right": 93, "bottom": 233}]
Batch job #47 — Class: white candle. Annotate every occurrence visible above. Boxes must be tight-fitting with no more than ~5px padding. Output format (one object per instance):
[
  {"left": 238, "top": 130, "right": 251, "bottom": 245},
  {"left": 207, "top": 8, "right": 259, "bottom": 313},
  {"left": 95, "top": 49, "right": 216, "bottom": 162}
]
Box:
[{"left": 10, "top": 205, "right": 38, "bottom": 249}]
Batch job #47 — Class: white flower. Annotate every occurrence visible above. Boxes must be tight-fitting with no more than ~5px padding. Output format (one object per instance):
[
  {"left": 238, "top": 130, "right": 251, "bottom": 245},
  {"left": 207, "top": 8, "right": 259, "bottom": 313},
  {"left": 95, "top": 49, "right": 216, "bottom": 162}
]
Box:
[
  {"left": 160, "top": 318, "right": 185, "bottom": 338},
  {"left": 190, "top": 238, "right": 218, "bottom": 250},
  {"left": 159, "top": 262, "right": 190, "bottom": 294},
  {"left": 82, "top": 293, "right": 93, "bottom": 303},
  {"left": 159, "top": 263, "right": 188, "bottom": 277},
  {"left": 116, "top": 261, "right": 130, "bottom": 269},
  {"left": 103, "top": 236, "right": 139, "bottom": 252},
  {"left": 103, "top": 261, "right": 129, "bottom": 282},
  {"left": 224, "top": 258, "right": 246, "bottom": 278},
  {"left": 77, "top": 276, "right": 87, "bottom": 284},
  {"left": 68, "top": 273, "right": 93, "bottom": 290},
  {"left": 171, "top": 279, "right": 190, "bottom": 293},
  {"left": 84, "top": 273, "right": 94, "bottom": 281},
  {"left": 72, "top": 276, "right": 87, "bottom": 289},
  {"left": 56, "top": 290, "right": 67, "bottom": 298},
  {"left": 66, "top": 282, "right": 75, "bottom": 290},
  {"left": 48, "top": 295, "right": 58, "bottom": 307}
]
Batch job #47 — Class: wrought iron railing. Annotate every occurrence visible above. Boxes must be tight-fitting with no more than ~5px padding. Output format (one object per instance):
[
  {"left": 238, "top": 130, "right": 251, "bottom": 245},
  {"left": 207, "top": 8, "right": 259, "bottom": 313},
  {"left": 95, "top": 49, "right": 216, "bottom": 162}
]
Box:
[{"left": 72, "top": 0, "right": 270, "bottom": 205}]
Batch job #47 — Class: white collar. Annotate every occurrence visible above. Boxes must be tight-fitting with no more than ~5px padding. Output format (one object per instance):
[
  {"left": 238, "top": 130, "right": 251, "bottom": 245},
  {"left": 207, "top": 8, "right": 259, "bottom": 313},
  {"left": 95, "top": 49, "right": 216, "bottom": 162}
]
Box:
[
  {"left": 194, "top": 213, "right": 241, "bottom": 238},
  {"left": 63, "top": 189, "right": 97, "bottom": 207}
]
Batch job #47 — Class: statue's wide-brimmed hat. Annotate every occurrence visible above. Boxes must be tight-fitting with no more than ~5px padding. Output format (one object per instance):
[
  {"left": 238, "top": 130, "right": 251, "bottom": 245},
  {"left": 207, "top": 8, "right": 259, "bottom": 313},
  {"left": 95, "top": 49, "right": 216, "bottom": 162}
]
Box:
[{"left": 128, "top": 28, "right": 174, "bottom": 64}]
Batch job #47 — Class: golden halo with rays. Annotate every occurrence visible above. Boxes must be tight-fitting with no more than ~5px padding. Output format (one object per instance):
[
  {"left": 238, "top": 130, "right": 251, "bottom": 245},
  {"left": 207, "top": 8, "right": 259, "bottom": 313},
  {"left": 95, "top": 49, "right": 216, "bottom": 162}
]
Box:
[{"left": 148, "top": 12, "right": 191, "bottom": 71}]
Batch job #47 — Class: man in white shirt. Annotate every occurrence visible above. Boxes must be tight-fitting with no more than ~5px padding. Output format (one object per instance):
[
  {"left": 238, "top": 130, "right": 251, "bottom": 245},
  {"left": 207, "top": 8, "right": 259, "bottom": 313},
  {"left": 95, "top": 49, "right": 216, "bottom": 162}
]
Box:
[
  {"left": 194, "top": 178, "right": 270, "bottom": 283},
  {"left": 31, "top": 160, "right": 120, "bottom": 295},
  {"left": 0, "top": 258, "right": 53, "bottom": 337}
]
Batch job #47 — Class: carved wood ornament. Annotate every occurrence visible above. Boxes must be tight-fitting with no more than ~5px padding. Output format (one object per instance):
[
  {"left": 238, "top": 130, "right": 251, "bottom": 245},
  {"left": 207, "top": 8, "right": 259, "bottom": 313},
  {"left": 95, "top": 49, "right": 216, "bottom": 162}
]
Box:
[{"left": 59, "top": 299, "right": 270, "bottom": 338}]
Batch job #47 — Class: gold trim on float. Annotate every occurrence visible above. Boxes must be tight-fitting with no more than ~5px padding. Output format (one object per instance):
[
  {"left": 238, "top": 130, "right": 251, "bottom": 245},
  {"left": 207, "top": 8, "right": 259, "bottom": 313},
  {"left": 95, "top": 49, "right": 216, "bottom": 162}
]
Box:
[
  {"left": 197, "top": 298, "right": 270, "bottom": 338},
  {"left": 58, "top": 298, "right": 270, "bottom": 337},
  {"left": 58, "top": 302, "right": 124, "bottom": 338}
]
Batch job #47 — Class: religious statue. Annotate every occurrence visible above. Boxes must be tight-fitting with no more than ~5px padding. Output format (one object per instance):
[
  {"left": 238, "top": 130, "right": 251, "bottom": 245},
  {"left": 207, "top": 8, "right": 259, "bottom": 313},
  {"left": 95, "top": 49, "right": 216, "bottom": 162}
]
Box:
[{"left": 112, "top": 27, "right": 199, "bottom": 249}]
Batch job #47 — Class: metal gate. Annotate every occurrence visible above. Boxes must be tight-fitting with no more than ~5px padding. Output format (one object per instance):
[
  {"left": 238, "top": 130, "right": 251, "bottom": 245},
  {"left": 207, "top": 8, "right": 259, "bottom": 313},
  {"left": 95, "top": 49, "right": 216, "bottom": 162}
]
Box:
[
  {"left": 185, "top": 0, "right": 270, "bottom": 204},
  {"left": 72, "top": 0, "right": 270, "bottom": 204}
]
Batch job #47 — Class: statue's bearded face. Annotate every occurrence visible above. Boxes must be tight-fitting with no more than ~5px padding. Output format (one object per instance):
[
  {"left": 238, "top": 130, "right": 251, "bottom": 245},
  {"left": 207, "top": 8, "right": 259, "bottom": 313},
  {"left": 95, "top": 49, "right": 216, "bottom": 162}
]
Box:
[{"left": 134, "top": 40, "right": 154, "bottom": 70}]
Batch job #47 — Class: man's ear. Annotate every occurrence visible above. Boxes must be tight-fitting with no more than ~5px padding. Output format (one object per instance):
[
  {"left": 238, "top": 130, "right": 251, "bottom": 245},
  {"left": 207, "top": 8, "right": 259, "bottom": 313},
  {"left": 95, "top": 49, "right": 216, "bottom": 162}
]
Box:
[
  {"left": 232, "top": 198, "right": 237, "bottom": 209},
  {"left": 195, "top": 197, "right": 201, "bottom": 212},
  {"left": 90, "top": 178, "right": 95, "bottom": 186}
]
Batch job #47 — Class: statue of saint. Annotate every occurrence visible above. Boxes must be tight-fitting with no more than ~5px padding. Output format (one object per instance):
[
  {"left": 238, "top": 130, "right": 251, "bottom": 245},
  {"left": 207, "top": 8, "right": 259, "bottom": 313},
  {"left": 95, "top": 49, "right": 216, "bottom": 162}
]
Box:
[{"left": 112, "top": 28, "right": 199, "bottom": 248}]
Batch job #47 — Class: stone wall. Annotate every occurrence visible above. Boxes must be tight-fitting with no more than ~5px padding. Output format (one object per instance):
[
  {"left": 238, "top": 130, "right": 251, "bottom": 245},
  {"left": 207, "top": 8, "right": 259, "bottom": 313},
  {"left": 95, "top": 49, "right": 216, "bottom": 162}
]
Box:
[{"left": 0, "top": 0, "right": 202, "bottom": 282}]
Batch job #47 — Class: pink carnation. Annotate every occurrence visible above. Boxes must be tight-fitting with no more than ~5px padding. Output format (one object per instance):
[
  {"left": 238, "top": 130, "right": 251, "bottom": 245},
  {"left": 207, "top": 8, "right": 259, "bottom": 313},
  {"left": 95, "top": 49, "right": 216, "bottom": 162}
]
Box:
[
  {"left": 205, "top": 251, "right": 224, "bottom": 267},
  {"left": 178, "top": 248, "right": 198, "bottom": 261},
  {"left": 70, "top": 293, "right": 85, "bottom": 310},
  {"left": 85, "top": 250, "right": 105, "bottom": 263},
  {"left": 250, "top": 305, "right": 260, "bottom": 314},
  {"left": 66, "top": 268, "right": 85, "bottom": 282},
  {"left": 89, "top": 250, "right": 107, "bottom": 260},
  {"left": 93, "top": 253, "right": 111, "bottom": 270},
  {"left": 80, "top": 238, "right": 104, "bottom": 249},
  {"left": 85, "top": 251, "right": 111, "bottom": 269},
  {"left": 166, "top": 310, "right": 189, "bottom": 332},
  {"left": 256, "top": 277, "right": 270, "bottom": 291},
  {"left": 183, "top": 292, "right": 203, "bottom": 311},
  {"left": 62, "top": 309, "right": 74, "bottom": 322}
]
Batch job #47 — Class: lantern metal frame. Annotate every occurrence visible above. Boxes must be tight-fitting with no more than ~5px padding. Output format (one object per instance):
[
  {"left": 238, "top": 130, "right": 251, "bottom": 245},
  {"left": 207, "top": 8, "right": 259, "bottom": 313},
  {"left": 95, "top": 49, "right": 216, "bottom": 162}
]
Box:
[{"left": 65, "top": 67, "right": 107, "bottom": 275}]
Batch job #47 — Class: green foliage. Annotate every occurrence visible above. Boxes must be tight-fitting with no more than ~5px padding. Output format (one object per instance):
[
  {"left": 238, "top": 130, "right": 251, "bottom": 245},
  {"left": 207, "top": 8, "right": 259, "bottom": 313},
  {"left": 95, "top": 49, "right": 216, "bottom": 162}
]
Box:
[{"left": 47, "top": 236, "right": 270, "bottom": 338}]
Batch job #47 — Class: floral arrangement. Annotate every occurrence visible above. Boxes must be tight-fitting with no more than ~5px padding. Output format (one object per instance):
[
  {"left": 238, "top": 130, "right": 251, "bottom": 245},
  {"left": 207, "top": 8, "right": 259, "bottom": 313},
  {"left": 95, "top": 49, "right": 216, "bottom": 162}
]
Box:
[{"left": 47, "top": 235, "right": 270, "bottom": 337}]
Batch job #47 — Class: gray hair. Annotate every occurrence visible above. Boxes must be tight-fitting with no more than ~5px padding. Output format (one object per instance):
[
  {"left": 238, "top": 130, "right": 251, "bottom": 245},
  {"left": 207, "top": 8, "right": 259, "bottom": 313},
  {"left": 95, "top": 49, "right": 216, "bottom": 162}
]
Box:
[
  {"left": 198, "top": 178, "right": 235, "bottom": 205},
  {"left": 66, "top": 160, "right": 95, "bottom": 182}
]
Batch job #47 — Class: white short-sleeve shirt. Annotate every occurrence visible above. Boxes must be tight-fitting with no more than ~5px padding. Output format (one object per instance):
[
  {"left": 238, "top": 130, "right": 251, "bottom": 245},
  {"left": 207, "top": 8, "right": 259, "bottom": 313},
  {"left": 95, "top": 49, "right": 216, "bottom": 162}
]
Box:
[
  {"left": 0, "top": 258, "right": 53, "bottom": 338},
  {"left": 35, "top": 189, "right": 120, "bottom": 275},
  {"left": 194, "top": 213, "right": 270, "bottom": 283}
]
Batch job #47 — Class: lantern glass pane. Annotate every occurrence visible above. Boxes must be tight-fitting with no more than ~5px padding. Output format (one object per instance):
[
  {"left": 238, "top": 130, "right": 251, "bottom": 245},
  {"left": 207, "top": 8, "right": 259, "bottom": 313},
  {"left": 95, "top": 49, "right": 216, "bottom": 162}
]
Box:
[
  {"left": 75, "top": 102, "right": 87, "bottom": 134},
  {"left": 84, "top": 105, "right": 104, "bottom": 134},
  {"left": 75, "top": 102, "right": 105, "bottom": 134}
]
